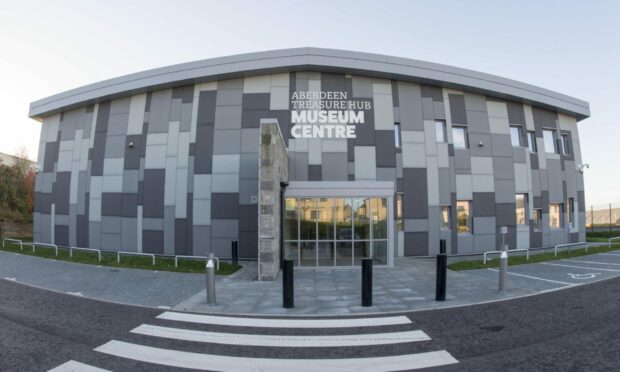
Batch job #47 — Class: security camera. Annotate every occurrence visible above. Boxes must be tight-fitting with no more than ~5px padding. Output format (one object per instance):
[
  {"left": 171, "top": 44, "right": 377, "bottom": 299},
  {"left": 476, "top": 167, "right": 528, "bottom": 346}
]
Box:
[{"left": 578, "top": 163, "right": 589, "bottom": 174}]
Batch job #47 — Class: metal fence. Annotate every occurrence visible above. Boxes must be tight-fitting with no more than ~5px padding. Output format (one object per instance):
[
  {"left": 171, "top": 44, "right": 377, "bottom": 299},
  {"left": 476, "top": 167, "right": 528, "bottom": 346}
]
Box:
[{"left": 586, "top": 202, "right": 620, "bottom": 232}]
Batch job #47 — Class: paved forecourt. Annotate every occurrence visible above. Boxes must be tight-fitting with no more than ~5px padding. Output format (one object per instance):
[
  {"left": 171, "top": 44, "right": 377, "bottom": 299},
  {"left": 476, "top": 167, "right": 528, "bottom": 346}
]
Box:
[{"left": 50, "top": 311, "right": 458, "bottom": 371}]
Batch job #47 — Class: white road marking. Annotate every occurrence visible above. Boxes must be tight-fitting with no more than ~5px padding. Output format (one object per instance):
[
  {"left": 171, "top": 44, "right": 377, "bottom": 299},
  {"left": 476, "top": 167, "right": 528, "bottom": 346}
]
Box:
[
  {"left": 4, "top": 277, "right": 17, "bottom": 281},
  {"left": 157, "top": 305, "right": 171, "bottom": 309},
  {"left": 131, "top": 324, "right": 430, "bottom": 347},
  {"left": 567, "top": 273, "right": 601, "bottom": 280},
  {"left": 48, "top": 360, "right": 111, "bottom": 372},
  {"left": 157, "top": 311, "right": 412, "bottom": 328},
  {"left": 67, "top": 291, "right": 84, "bottom": 296},
  {"left": 598, "top": 253, "right": 620, "bottom": 256},
  {"left": 95, "top": 340, "right": 458, "bottom": 371},
  {"left": 487, "top": 269, "right": 574, "bottom": 286},
  {"left": 540, "top": 262, "right": 620, "bottom": 272},
  {"left": 562, "top": 259, "right": 620, "bottom": 266}
]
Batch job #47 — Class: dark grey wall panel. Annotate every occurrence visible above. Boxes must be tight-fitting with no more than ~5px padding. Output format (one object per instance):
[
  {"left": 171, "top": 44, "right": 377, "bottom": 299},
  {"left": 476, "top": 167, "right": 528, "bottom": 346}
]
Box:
[
  {"left": 211, "top": 193, "right": 239, "bottom": 219},
  {"left": 507, "top": 101, "right": 525, "bottom": 124},
  {"left": 197, "top": 91, "right": 216, "bottom": 125},
  {"left": 194, "top": 124, "right": 214, "bottom": 174},
  {"left": 403, "top": 168, "right": 428, "bottom": 219},
  {"left": 404, "top": 232, "right": 428, "bottom": 256},
  {"left": 101, "top": 193, "right": 123, "bottom": 216},
  {"left": 142, "top": 169, "right": 165, "bottom": 218},
  {"left": 143, "top": 230, "right": 164, "bottom": 254},
  {"left": 308, "top": 165, "right": 322, "bottom": 181},
  {"left": 124, "top": 135, "right": 142, "bottom": 170},
  {"left": 175, "top": 219, "right": 188, "bottom": 255},
  {"left": 54, "top": 225, "right": 69, "bottom": 246},
  {"left": 54, "top": 172, "right": 71, "bottom": 215},
  {"left": 375, "top": 131, "right": 397, "bottom": 167},
  {"left": 448, "top": 94, "right": 467, "bottom": 125},
  {"left": 473, "top": 192, "right": 496, "bottom": 217}
]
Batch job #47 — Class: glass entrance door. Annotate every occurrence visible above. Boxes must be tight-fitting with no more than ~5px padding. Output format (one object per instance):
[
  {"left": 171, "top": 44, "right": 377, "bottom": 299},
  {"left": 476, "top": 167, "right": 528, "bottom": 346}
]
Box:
[{"left": 284, "top": 196, "right": 389, "bottom": 267}]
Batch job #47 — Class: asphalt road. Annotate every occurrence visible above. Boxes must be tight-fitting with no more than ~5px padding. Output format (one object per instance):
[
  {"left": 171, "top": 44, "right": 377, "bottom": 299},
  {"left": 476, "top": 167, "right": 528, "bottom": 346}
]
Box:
[{"left": 1, "top": 276, "right": 620, "bottom": 371}]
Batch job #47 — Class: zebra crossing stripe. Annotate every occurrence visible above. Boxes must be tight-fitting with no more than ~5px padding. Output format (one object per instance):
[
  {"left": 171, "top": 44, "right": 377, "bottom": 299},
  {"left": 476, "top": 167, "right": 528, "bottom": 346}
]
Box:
[
  {"left": 131, "top": 324, "right": 431, "bottom": 347},
  {"left": 95, "top": 340, "right": 458, "bottom": 371},
  {"left": 156, "top": 311, "right": 412, "bottom": 328},
  {"left": 48, "top": 360, "right": 111, "bottom": 372}
]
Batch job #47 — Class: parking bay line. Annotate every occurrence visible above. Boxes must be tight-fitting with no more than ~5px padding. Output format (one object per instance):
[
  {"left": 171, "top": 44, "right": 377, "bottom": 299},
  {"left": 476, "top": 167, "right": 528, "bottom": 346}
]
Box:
[
  {"left": 487, "top": 268, "right": 574, "bottom": 286},
  {"left": 562, "top": 259, "right": 620, "bottom": 266},
  {"left": 157, "top": 311, "right": 412, "bottom": 328},
  {"left": 95, "top": 340, "right": 458, "bottom": 371},
  {"left": 540, "top": 262, "right": 620, "bottom": 272},
  {"left": 48, "top": 360, "right": 111, "bottom": 372},
  {"left": 131, "top": 324, "right": 430, "bottom": 347}
]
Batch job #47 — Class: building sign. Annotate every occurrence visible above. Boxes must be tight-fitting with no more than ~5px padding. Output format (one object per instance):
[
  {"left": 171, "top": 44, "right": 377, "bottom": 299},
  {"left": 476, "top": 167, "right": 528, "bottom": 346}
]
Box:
[{"left": 290, "top": 91, "right": 372, "bottom": 139}]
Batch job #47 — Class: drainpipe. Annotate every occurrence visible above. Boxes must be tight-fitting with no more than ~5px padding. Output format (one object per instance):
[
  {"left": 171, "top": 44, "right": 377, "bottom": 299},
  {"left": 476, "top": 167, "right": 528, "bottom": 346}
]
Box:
[{"left": 279, "top": 180, "right": 289, "bottom": 271}]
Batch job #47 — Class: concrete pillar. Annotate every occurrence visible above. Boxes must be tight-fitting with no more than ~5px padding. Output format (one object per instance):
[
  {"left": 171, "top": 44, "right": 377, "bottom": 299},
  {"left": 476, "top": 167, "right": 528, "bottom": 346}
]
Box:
[{"left": 258, "top": 119, "right": 288, "bottom": 281}]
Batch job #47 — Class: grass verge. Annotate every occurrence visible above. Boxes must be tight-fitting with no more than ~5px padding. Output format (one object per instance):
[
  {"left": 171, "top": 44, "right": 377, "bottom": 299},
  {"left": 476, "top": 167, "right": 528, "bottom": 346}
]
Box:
[
  {"left": 448, "top": 243, "right": 620, "bottom": 271},
  {"left": 0, "top": 240, "right": 241, "bottom": 275},
  {"left": 586, "top": 231, "right": 620, "bottom": 243}
]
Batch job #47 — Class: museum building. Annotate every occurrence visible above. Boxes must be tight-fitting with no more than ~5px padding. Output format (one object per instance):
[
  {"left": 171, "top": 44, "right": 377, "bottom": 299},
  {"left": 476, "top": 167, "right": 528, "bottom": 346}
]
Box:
[{"left": 29, "top": 48, "right": 590, "bottom": 280}]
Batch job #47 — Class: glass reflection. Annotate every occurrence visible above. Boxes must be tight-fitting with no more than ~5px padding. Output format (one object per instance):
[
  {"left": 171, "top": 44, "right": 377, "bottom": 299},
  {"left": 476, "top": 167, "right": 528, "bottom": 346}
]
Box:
[
  {"left": 284, "top": 198, "right": 298, "bottom": 241},
  {"left": 299, "top": 198, "right": 316, "bottom": 240},
  {"left": 353, "top": 198, "right": 370, "bottom": 240}
]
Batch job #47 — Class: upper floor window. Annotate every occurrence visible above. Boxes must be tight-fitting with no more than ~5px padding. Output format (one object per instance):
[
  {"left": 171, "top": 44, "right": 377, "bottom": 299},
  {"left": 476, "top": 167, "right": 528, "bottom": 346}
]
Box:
[
  {"left": 543, "top": 129, "right": 558, "bottom": 154},
  {"left": 440, "top": 206, "right": 451, "bottom": 230},
  {"left": 435, "top": 120, "right": 447, "bottom": 143},
  {"left": 527, "top": 131, "right": 537, "bottom": 152},
  {"left": 510, "top": 126, "right": 523, "bottom": 147},
  {"left": 533, "top": 208, "right": 543, "bottom": 230},
  {"left": 452, "top": 126, "right": 468, "bottom": 149},
  {"left": 567, "top": 197, "right": 575, "bottom": 228},
  {"left": 561, "top": 133, "right": 571, "bottom": 155}
]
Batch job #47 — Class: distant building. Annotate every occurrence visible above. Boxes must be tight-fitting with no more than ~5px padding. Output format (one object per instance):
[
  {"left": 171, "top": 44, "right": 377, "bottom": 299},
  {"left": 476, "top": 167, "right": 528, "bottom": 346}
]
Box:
[{"left": 0, "top": 152, "right": 35, "bottom": 168}]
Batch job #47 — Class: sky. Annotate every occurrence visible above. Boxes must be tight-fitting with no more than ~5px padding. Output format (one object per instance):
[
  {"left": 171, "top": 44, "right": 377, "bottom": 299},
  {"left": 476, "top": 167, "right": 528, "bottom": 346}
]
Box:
[{"left": 0, "top": 0, "right": 618, "bottom": 206}]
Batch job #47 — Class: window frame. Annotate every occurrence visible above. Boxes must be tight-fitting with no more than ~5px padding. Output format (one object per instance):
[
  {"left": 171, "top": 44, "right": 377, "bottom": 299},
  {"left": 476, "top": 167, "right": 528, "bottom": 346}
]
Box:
[
  {"left": 435, "top": 120, "right": 447, "bottom": 143},
  {"left": 567, "top": 197, "right": 575, "bottom": 229},
  {"left": 510, "top": 126, "right": 523, "bottom": 147},
  {"left": 452, "top": 126, "right": 469, "bottom": 149},
  {"left": 533, "top": 208, "right": 543, "bottom": 231},
  {"left": 515, "top": 193, "right": 528, "bottom": 226},
  {"left": 549, "top": 203, "right": 564, "bottom": 229},
  {"left": 394, "top": 122, "right": 402, "bottom": 148},
  {"left": 440, "top": 205, "right": 451, "bottom": 230},
  {"left": 456, "top": 200, "right": 472, "bottom": 234},
  {"left": 527, "top": 131, "right": 537, "bottom": 153},
  {"left": 561, "top": 133, "right": 571, "bottom": 155},
  {"left": 543, "top": 129, "right": 558, "bottom": 154}
]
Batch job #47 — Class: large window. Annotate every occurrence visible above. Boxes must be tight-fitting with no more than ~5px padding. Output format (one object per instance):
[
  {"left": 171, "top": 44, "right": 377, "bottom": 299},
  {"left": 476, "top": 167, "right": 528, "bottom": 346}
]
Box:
[
  {"left": 285, "top": 197, "right": 389, "bottom": 267},
  {"left": 440, "top": 206, "right": 451, "bottom": 230},
  {"left": 456, "top": 201, "right": 472, "bottom": 233},
  {"left": 452, "top": 126, "right": 468, "bottom": 149},
  {"left": 516, "top": 194, "right": 528, "bottom": 225},
  {"left": 510, "top": 126, "right": 523, "bottom": 147},
  {"left": 435, "top": 120, "right": 447, "bottom": 143},
  {"left": 527, "top": 131, "right": 537, "bottom": 152},
  {"left": 543, "top": 129, "right": 558, "bottom": 154},
  {"left": 549, "top": 203, "right": 563, "bottom": 228}
]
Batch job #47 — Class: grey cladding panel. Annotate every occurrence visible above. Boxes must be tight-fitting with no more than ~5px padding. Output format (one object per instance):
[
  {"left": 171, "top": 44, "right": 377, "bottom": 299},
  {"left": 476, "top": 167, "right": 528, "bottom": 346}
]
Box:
[
  {"left": 172, "top": 85, "right": 194, "bottom": 104},
  {"left": 375, "top": 130, "right": 396, "bottom": 167},
  {"left": 211, "top": 193, "right": 239, "bottom": 219},
  {"left": 143, "top": 230, "right": 164, "bottom": 254},
  {"left": 473, "top": 192, "right": 496, "bottom": 217},
  {"left": 197, "top": 91, "right": 217, "bottom": 125},
  {"left": 142, "top": 169, "right": 165, "bottom": 218},
  {"left": 404, "top": 232, "right": 428, "bottom": 256},
  {"left": 403, "top": 168, "right": 428, "bottom": 219},
  {"left": 194, "top": 124, "right": 214, "bottom": 174},
  {"left": 54, "top": 172, "right": 71, "bottom": 215},
  {"left": 507, "top": 101, "right": 525, "bottom": 124},
  {"left": 420, "top": 85, "right": 443, "bottom": 102},
  {"left": 101, "top": 193, "right": 123, "bottom": 216}
]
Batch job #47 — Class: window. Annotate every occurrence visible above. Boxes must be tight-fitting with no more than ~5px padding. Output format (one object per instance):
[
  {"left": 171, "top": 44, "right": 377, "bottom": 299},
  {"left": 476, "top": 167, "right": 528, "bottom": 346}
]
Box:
[
  {"left": 561, "top": 133, "right": 571, "bottom": 155},
  {"left": 516, "top": 194, "right": 528, "bottom": 225},
  {"left": 435, "top": 120, "right": 447, "bottom": 143},
  {"left": 394, "top": 122, "right": 401, "bottom": 148},
  {"left": 440, "top": 206, "right": 451, "bottom": 230},
  {"left": 567, "top": 197, "right": 575, "bottom": 228},
  {"left": 510, "top": 126, "right": 523, "bottom": 147},
  {"left": 533, "top": 208, "right": 542, "bottom": 230},
  {"left": 549, "top": 203, "right": 563, "bottom": 228},
  {"left": 452, "top": 126, "right": 468, "bottom": 149},
  {"left": 396, "top": 193, "right": 403, "bottom": 231},
  {"left": 543, "top": 129, "right": 558, "bottom": 154},
  {"left": 456, "top": 201, "right": 472, "bottom": 233},
  {"left": 527, "top": 131, "right": 537, "bottom": 152}
]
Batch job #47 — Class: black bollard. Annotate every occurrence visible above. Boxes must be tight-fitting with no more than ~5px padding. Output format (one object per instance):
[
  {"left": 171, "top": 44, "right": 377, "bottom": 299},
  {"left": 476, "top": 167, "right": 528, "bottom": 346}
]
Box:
[
  {"left": 283, "top": 259, "right": 294, "bottom": 308},
  {"left": 361, "top": 258, "right": 373, "bottom": 307},
  {"left": 231, "top": 241, "right": 239, "bottom": 266},
  {"left": 436, "top": 239, "right": 447, "bottom": 301}
]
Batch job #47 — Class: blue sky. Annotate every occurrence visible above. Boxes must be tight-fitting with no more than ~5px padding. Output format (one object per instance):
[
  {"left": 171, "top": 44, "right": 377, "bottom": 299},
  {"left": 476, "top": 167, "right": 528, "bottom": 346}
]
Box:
[{"left": 0, "top": 0, "right": 618, "bottom": 205}]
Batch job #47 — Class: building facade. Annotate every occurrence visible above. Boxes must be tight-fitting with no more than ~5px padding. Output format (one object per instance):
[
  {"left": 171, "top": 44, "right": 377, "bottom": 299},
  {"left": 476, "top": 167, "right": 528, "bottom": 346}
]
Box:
[{"left": 30, "top": 48, "right": 590, "bottom": 278}]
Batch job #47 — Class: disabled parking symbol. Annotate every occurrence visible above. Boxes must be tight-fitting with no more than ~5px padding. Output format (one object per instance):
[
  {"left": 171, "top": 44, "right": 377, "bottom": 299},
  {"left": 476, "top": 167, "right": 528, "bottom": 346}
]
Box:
[{"left": 567, "top": 273, "right": 600, "bottom": 280}]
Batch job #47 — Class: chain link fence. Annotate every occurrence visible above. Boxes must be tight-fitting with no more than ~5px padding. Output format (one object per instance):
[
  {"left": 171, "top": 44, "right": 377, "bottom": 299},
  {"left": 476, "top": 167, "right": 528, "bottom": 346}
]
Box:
[{"left": 586, "top": 202, "right": 620, "bottom": 232}]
